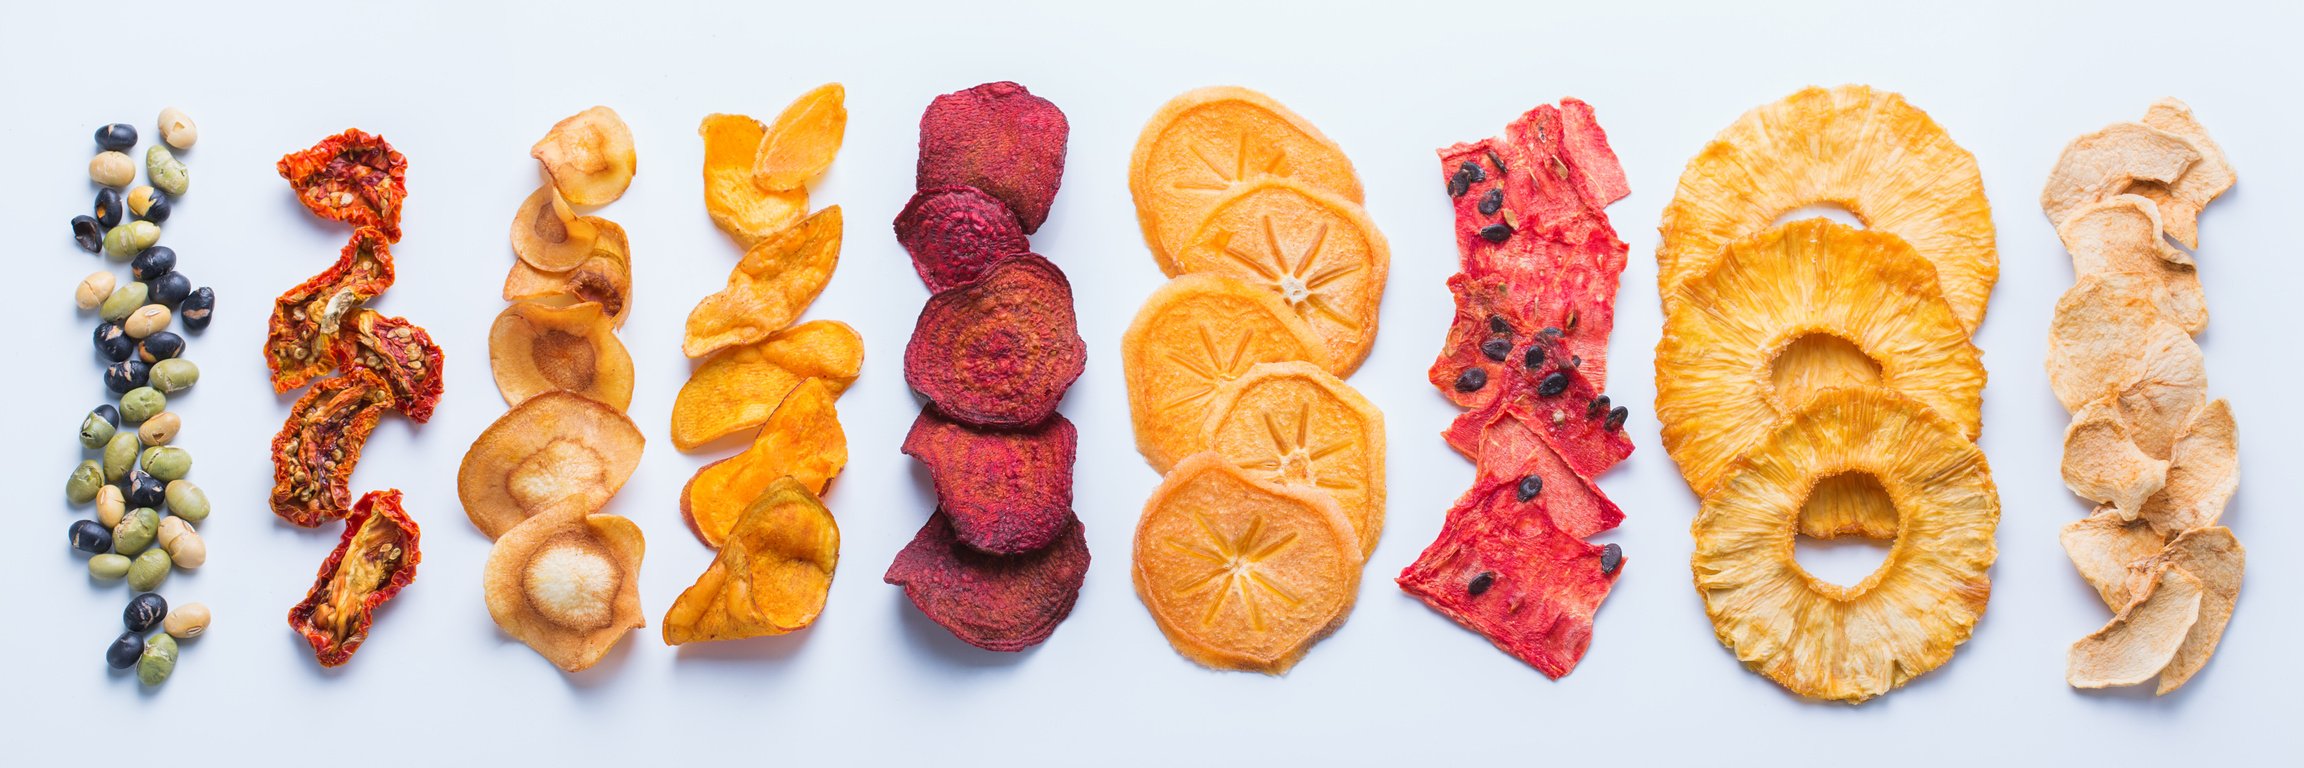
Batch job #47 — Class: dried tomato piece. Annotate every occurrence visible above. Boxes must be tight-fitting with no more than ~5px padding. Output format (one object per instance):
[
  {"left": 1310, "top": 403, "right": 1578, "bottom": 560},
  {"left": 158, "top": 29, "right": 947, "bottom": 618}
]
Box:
[
  {"left": 270, "top": 369, "right": 395, "bottom": 527},
  {"left": 333, "top": 310, "right": 446, "bottom": 422},
  {"left": 277, "top": 128, "right": 410, "bottom": 239},
  {"left": 289, "top": 489, "right": 422, "bottom": 667},
  {"left": 266, "top": 228, "right": 397, "bottom": 392},
  {"left": 1396, "top": 476, "right": 1621, "bottom": 679}
]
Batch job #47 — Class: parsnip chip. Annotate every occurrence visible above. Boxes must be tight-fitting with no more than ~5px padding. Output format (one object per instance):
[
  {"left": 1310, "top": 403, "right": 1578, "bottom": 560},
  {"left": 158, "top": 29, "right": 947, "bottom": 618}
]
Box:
[
  {"left": 488, "top": 301, "right": 635, "bottom": 411},
  {"left": 2127, "top": 526, "right": 2244, "bottom": 694},
  {"left": 2139, "top": 400, "right": 2236, "bottom": 536},
  {"left": 2057, "top": 195, "right": 2207, "bottom": 334},
  {"left": 483, "top": 509, "right": 646, "bottom": 672},
  {"left": 671, "top": 320, "right": 864, "bottom": 450},
  {"left": 2067, "top": 563, "right": 2202, "bottom": 689},
  {"left": 2060, "top": 396, "right": 2170, "bottom": 520},
  {"left": 533, "top": 106, "right": 637, "bottom": 207},
  {"left": 510, "top": 185, "right": 601, "bottom": 272},
  {"left": 2059, "top": 509, "right": 2169, "bottom": 608},
  {"left": 2040, "top": 122, "right": 2198, "bottom": 230},
  {"left": 684, "top": 206, "right": 843, "bottom": 358},
  {"left": 458, "top": 392, "right": 647, "bottom": 540},
  {"left": 2135, "top": 98, "right": 2235, "bottom": 250},
  {"left": 504, "top": 218, "right": 632, "bottom": 329}
]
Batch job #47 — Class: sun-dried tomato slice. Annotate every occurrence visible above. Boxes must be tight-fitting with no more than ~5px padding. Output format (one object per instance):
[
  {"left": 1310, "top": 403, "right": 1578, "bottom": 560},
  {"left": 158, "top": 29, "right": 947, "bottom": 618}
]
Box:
[
  {"left": 333, "top": 310, "right": 445, "bottom": 422},
  {"left": 288, "top": 489, "right": 421, "bottom": 667},
  {"left": 266, "top": 228, "right": 397, "bottom": 392},
  {"left": 277, "top": 128, "right": 410, "bottom": 239},
  {"left": 270, "top": 368, "right": 395, "bottom": 527}
]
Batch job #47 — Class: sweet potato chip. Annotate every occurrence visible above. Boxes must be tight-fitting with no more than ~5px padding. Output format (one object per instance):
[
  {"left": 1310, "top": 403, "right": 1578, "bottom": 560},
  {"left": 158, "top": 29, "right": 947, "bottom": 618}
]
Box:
[
  {"left": 916, "top": 81, "right": 1069, "bottom": 233},
  {"left": 1123, "top": 274, "right": 1331, "bottom": 472},
  {"left": 1171, "top": 177, "right": 1389, "bottom": 376},
  {"left": 1130, "top": 86, "right": 1362, "bottom": 272},
  {"left": 903, "top": 253, "right": 1085, "bottom": 428},
  {"left": 684, "top": 206, "right": 843, "bottom": 358},
  {"left": 671, "top": 320, "right": 864, "bottom": 450},
  {"left": 2140, "top": 400, "right": 2236, "bottom": 535},
  {"left": 901, "top": 407, "right": 1075, "bottom": 556},
  {"left": 2068, "top": 563, "right": 2202, "bottom": 689},
  {"left": 503, "top": 220, "right": 632, "bottom": 329},
  {"left": 893, "top": 186, "right": 1029, "bottom": 293},
  {"left": 484, "top": 508, "right": 646, "bottom": 672},
  {"left": 754, "top": 82, "right": 846, "bottom": 190},
  {"left": 2047, "top": 275, "right": 2206, "bottom": 457},
  {"left": 510, "top": 185, "right": 601, "bottom": 272},
  {"left": 2135, "top": 98, "right": 2235, "bottom": 250},
  {"left": 885, "top": 510, "right": 1089, "bottom": 652},
  {"left": 2058, "top": 194, "right": 2206, "bottom": 334},
  {"left": 489, "top": 301, "right": 635, "bottom": 411},
  {"left": 665, "top": 478, "right": 840, "bottom": 644},
  {"left": 681, "top": 378, "right": 847, "bottom": 549},
  {"left": 2041, "top": 122, "right": 2198, "bottom": 233},
  {"left": 2062, "top": 396, "right": 2170, "bottom": 520},
  {"left": 458, "top": 391, "right": 647, "bottom": 540},
  {"left": 2060, "top": 509, "right": 2170, "bottom": 608},
  {"left": 533, "top": 106, "right": 637, "bottom": 206},
  {"left": 1201, "top": 361, "right": 1385, "bottom": 556},
  {"left": 2128, "top": 526, "right": 2244, "bottom": 693},
  {"left": 1135, "top": 453, "right": 1360, "bottom": 674},
  {"left": 701, "top": 113, "right": 809, "bottom": 247}
]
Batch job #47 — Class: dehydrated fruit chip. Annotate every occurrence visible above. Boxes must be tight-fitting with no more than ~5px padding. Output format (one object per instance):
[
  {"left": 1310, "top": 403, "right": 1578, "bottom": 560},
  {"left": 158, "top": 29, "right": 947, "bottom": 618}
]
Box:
[
  {"left": 270, "top": 368, "right": 395, "bottom": 527},
  {"left": 903, "top": 253, "right": 1085, "bottom": 428},
  {"left": 288, "top": 489, "right": 421, "bottom": 667},
  {"left": 1444, "top": 331, "right": 1633, "bottom": 482},
  {"left": 510, "top": 185, "right": 602, "bottom": 272},
  {"left": 1131, "top": 86, "right": 1362, "bottom": 272},
  {"left": 1135, "top": 453, "right": 1360, "bottom": 674},
  {"left": 2057, "top": 194, "right": 2206, "bottom": 334},
  {"left": 2040, "top": 122, "right": 2199, "bottom": 233},
  {"left": 672, "top": 320, "right": 864, "bottom": 450},
  {"left": 533, "top": 106, "right": 637, "bottom": 207},
  {"left": 2068, "top": 563, "right": 2202, "bottom": 689},
  {"left": 277, "top": 128, "right": 409, "bottom": 240},
  {"left": 684, "top": 206, "right": 843, "bottom": 359},
  {"left": 2128, "top": 526, "right": 2244, "bottom": 694},
  {"left": 2059, "top": 509, "right": 2168, "bottom": 609},
  {"left": 1200, "top": 361, "right": 1386, "bottom": 556},
  {"left": 503, "top": 218, "right": 633, "bottom": 329},
  {"left": 266, "top": 227, "right": 396, "bottom": 392},
  {"left": 333, "top": 310, "right": 446, "bottom": 423},
  {"left": 1123, "top": 273, "right": 1331, "bottom": 472},
  {"left": 489, "top": 301, "right": 635, "bottom": 411},
  {"left": 2061, "top": 396, "right": 2170, "bottom": 519},
  {"left": 2046, "top": 275, "right": 2205, "bottom": 458},
  {"left": 1455, "top": 401, "right": 1625, "bottom": 541},
  {"left": 1398, "top": 473, "right": 1620, "bottom": 679},
  {"left": 917, "top": 81, "right": 1069, "bottom": 233},
  {"left": 458, "top": 391, "right": 647, "bottom": 540},
  {"left": 484, "top": 508, "right": 646, "bottom": 672},
  {"left": 2139, "top": 399, "right": 2237, "bottom": 536},
  {"left": 754, "top": 82, "right": 847, "bottom": 190},
  {"left": 902, "top": 407, "right": 1075, "bottom": 556},
  {"left": 886, "top": 510, "right": 1089, "bottom": 653},
  {"left": 1171, "top": 177, "right": 1390, "bottom": 376},
  {"left": 701, "top": 113, "right": 808, "bottom": 247},
  {"left": 665, "top": 478, "right": 840, "bottom": 644},
  {"left": 2136, "top": 98, "right": 2235, "bottom": 250},
  {"left": 681, "top": 378, "right": 848, "bottom": 549},
  {"left": 893, "top": 185, "right": 1029, "bottom": 293},
  {"left": 1691, "top": 388, "right": 1998, "bottom": 703}
]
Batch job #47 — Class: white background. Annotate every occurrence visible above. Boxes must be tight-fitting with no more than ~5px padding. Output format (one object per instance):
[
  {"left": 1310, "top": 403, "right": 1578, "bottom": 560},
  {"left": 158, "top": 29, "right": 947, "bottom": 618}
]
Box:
[{"left": 3, "top": 0, "right": 2296, "bottom": 764}]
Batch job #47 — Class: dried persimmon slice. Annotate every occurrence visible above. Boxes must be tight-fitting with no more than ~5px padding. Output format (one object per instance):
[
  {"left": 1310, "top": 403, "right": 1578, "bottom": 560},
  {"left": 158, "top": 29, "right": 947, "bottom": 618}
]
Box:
[
  {"left": 1133, "top": 452, "right": 1361, "bottom": 674},
  {"left": 457, "top": 391, "right": 646, "bottom": 540},
  {"left": 1172, "top": 177, "right": 1389, "bottom": 376},
  {"left": 1200, "top": 361, "right": 1385, "bottom": 557},
  {"left": 680, "top": 378, "right": 847, "bottom": 549},
  {"left": 1122, "top": 274, "right": 1331, "bottom": 473},
  {"left": 701, "top": 113, "right": 809, "bottom": 247},
  {"left": 488, "top": 301, "right": 634, "bottom": 411},
  {"left": 671, "top": 320, "right": 864, "bottom": 451},
  {"left": 1130, "top": 86, "right": 1363, "bottom": 273}
]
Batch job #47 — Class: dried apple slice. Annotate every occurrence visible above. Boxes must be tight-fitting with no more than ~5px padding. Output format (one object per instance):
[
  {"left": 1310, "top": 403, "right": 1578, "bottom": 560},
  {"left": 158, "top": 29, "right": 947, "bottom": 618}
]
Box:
[
  {"left": 2061, "top": 396, "right": 2170, "bottom": 520},
  {"left": 533, "top": 106, "right": 637, "bottom": 207},
  {"left": 2139, "top": 400, "right": 2236, "bottom": 536},
  {"left": 2136, "top": 98, "right": 2235, "bottom": 250},
  {"left": 484, "top": 508, "right": 646, "bottom": 672},
  {"left": 672, "top": 320, "right": 864, "bottom": 450},
  {"left": 754, "top": 83, "right": 847, "bottom": 190},
  {"left": 680, "top": 378, "right": 847, "bottom": 548},
  {"left": 458, "top": 391, "right": 646, "bottom": 539},
  {"left": 2060, "top": 508, "right": 2169, "bottom": 608},
  {"left": 664, "top": 478, "right": 840, "bottom": 644},
  {"left": 510, "top": 185, "right": 601, "bottom": 272},
  {"left": 2128, "top": 526, "right": 2244, "bottom": 694},
  {"left": 702, "top": 113, "right": 808, "bottom": 247},
  {"left": 2041, "top": 122, "right": 2198, "bottom": 232},
  {"left": 2058, "top": 195, "right": 2206, "bottom": 334},
  {"left": 489, "top": 301, "right": 635, "bottom": 411},
  {"left": 504, "top": 218, "right": 632, "bottom": 329},
  {"left": 2068, "top": 563, "right": 2203, "bottom": 689},
  {"left": 684, "top": 206, "right": 843, "bottom": 358}
]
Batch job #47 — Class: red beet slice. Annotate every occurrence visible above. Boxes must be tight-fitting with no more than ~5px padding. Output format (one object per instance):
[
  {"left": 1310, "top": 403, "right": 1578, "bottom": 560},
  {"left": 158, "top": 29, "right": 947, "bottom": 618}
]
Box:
[
  {"left": 1398, "top": 476, "right": 1622, "bottom": 679},
  {"left": 916, "top": 81, "right": 1069, "bottom": 233},
  {"left": 885, "top": 511, "right": 1089, "bottom": 652},
  {"left": 903, "top": 253, "right": 1085, "bottom": 428},
  {"left": 1442, "top": 332, "right": 1632, "bottom": 480},
  {"left": 902, "top": 407, "right": 1077, "bottom": 555},
  {"left": 894, "top": 185, "right": 1031, "bottom": 293}
]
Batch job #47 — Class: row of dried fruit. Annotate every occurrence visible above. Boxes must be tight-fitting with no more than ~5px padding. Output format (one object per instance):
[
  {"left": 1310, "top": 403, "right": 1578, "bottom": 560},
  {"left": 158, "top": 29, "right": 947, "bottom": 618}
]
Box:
[
  {"left": 2044, "top": 101, "right": 2242, "bottom": 695},
  {"left": 1121, "top": 87, "right": 1391, "bottom": 673},
  {"left": 1402, "top": 98, "right": 1636, "bottom": 680}
]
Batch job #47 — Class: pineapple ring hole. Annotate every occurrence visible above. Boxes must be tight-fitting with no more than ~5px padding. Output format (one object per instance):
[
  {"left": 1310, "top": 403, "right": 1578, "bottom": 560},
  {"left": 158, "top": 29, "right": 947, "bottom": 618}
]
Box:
[
  {"left": 1769, "top": 333, "right": 1883, "bottom": 412},
  {"left": 1793, "top": 471, "right": 1895, "bottom": 588},
  {"left": 1770, "top": 202, "right": 1865, "bottom": 229}
]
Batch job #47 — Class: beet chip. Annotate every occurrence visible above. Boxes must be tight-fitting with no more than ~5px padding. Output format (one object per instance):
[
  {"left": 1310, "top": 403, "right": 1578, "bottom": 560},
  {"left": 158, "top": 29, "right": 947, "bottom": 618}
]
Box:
[
  {"left": 916, "top": 81, "right": 1069, "bottom": 233},
  {"left": 894, "top": 185, "right": 1030, "bottom": 292},
  {"left": 1397, "top": 476, "right": 1622, "bottom": 679},
  {"left": 903, "top": 407, "right": 1077, "bottom": 555},
  {"left": 903, "top": 253, "right": 1085, "bottom": 428},
  {"left": 885, "top": 511, "right": 1089, "bottom": 652}
]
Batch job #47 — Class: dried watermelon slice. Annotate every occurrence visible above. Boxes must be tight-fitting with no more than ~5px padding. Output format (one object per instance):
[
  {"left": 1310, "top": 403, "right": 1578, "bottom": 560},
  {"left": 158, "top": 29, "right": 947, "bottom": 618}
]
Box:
[
  {"left": 1443, "top": 331, "right": 1632, "bottom": 481},
  {"left": 1398, "top": 475, "right": 1622, "bottom": 679},
  {"left": 1460, "top": 408, "right": 1624, "bottom": 540},
  {"left": 885, "top": 511, "right": 1089, "bottom": 652},
  {"left": 916, "top": 82, "right": 1069, "bottom": 233},
  {"left": 894, "top": 185, "right": 1030, "bottom": 293},
  {"left": 902, "top": 253, "right": 1085, "bottom": 428},
  {"left": 901, "top": 407, "right": 1077, "bottom": 555}
]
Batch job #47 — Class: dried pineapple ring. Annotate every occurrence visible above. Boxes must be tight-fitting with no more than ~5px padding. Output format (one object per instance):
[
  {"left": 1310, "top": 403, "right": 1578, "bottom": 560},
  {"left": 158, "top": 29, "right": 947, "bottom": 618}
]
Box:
[
  {"left": 1658, "top": 84, "right": 1995, "bottom": 333},
  {"left": 1657, "top": 220, "right": 1984, "bottom": 539},
  {"left": 1129, "top": 86, "right": 1363, "bottom": 274},
  {"left": 1692, "top": 387, "right": 1999, "bottom": 703},
  {"left": 1200, "top": 361, "right": 1386, "bottom": 557},
  {"left": 1171, "top": 177, "right": 1389, "bottom": 376},
  {"left": 1122, "top": 274, "right": 1332, "bottom": 473}
]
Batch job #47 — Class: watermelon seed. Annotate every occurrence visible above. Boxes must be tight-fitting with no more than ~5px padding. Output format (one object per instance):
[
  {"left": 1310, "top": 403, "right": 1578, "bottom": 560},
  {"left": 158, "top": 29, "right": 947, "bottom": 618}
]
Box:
[
  {"left": 1486, "top": 150, "right": 1507, "bottom": 175},
  {"left": 1515, "top": 474, "right": 1544, "bottom": 501},
  {"left": 1467, "top": 572, "right": 1495, "bottom": 596},
  {"left": 1477, "top": 187, "right": 1503, "bottom": 216},
  {"left": 1479, "top": 338, "right": 1510, "bottom": 362},
  {"left": 1478, "top": 223, "right": 1512, "bottom": 243},
  {"left": 1522, "top": 345, "right": 1544, "bottom": 369},
  {"left": 1486, "top": 314, "right": 1511, "bottom": 334},
  {"left": 1454, "top": 367, "right": 1488, "bottom": 393},
  {"left": 1537, "top": 371, "right": 1569, "bottom": 397},
  {"left": 1605, "top": 406, "right": 1629, "bottom": 433},
  {"left": 1587, "top": 395, "right": 1611, "bottom": 419},
  {"left": 1600, "top": 544, "right": 1624, "bottom": 575}
]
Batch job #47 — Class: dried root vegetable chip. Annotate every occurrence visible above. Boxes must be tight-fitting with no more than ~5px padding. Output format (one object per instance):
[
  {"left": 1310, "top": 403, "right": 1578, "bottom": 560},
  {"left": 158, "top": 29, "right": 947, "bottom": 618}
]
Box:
[
  {"left": 488, "top": 301, "right": 635, "bottom": 411},
  {"left": 509, "top": 185, "right": 602, "bottom": 272},
  {"left": 277, "top": 128, "right": 409, "bottom": 240},
  {"left": 2058, "top": 194, "right": 2206, "bottom": 334},
  {"left": 2041, "top": 122, "right": 2199, "bottom": 233},
  {"left": 458, "top": 391, "right": 646, "bottom": 540},
  {"left": 1397, "top": 473, "right": 1620, "bottom": 679},
  {"left": 672, "top": 320, "right": 864, "bottom": 450},
  {"left": 1691, "top": 388, "right": 1998, "bottom": 703},
  {"left": 270, "top": 369, "right": 395, "bottom": 527},
  {"left": 1659, "top": 85, "right": 1995, "bottom": 332},
  {"left": 2140, "top": 400, "right": 2237, "bottom": 536},
  {"left": 886, "top": 510, "right": 1089, "bottom": 652},
  {"left": 902, "top": 253, "right": 1085, "bottom": 428},
  {"left": 754, "top": 82, "right": 847, "bottom": 190},
  {"left": 901, "top": 407, "right": 1075, "bottom": 556},
  {"left": 681, "top": 378, "right": 848, "bottom": 549},
  {"left": 2136, "top": 98, "right": 2235, "bottom": 249},
  {"left": 2060, "top": 508, "right": 2171, "bottom": 608},
  {"left": 893, "top": 186, "right": 1030, "bottom": 293},
  {"left": 701, "top": 113, "right": 809, "bottom": 247},
  {"left": 334, "top": 310, "right": 445, "bottom": 423},
  {"left": 1171, "top": 177, "right": 1389, "bottom": 376},
  {"left": 2127, "top": 526, "right": 2244, "bottom": 693},
  {"left": 2068, "top": 563, "right": 2202, "bottom": 689},
  {"left": 1134, "top": 453, "right": 1360, "bottom": 674},
  {"left": 1201, "top": 361, "right": 1386, "bottom": 556},
  {"left": 1123, "top": 274, "right": 1331, "bottom": 472},
  {"left": 684, "top": 206, "right": 843, "bottom": 359},
  {"left": 483, "top": 509, "right": 646, "bottom": 672},
  {"left": 665, "top": 478, "right": 839, "bottom": 644},
  {"left": 503, "top": 218, "right": 632, "bottom": 329},
  {"left": 288, "top": 489, "right": 420, "bottom": 667},
  {"left": 265, "top": 227, "right": 396, "bottom": 392},
  {"left": 1443, "top": 329, "right": 1631, "bottom": 480},
  {"left": 917, "top": 81, "right": 1069, "bottom": 233},
  {"left": 2046, "top": 275, "right": 2206, "bottom": 458},
  {"left": 2061, "top": 396, "right": 2170, "bottom": 519},
  {"left": 533, "top": 106, "right": 637, "bottom": 206},
  {"left": 1131, "top": 86, "right": 1362, "bottom": 271}
]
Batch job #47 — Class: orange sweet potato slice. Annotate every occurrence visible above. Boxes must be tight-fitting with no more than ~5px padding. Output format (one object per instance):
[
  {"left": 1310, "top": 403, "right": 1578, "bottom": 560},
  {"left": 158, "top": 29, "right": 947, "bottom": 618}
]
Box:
[
  {"left": 483, "top": 508, "right": 646, "bottom": 672},
  {"left": 680, "top": 378, "right": 848, "bottom": 548},
  {"left": 458, "top": 391, "right": 647, "bottom": 539},
  {"left": 488, "top": 301, "right": 635, "bottom": 411},
  {"left": 754, "top": 83, "right": 847, "bottom": 190},
  {"left": 702, "top": 113, "right": 809, "bottom": 247},
  {"left": 664, "top": 478, "right": 840, "bottom": 644},
  {"left": 684, "top": 206, "right": 843, "bottom": 358},
  {"left": 672, "top": 320, "right": 864, "bottom": 450}
]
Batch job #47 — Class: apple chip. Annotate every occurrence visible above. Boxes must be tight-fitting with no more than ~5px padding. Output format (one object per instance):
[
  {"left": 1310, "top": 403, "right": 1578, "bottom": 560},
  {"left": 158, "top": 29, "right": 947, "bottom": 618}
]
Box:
[
  {"left": 2047, "top": 276, "right": 2207, "bottom": 458},
  {"left": 754, "top": 83, "right": 847, "bottom": 190},
  {"left": 510, "top": 185, "right": 602, "bottom": 272},
  {"left": 2061, "top": 396, "right": 2170, "bottom": 520},
  {"left": 671, "top": 320, "right": 864, "bottom": 450},
  {"left": 2059, "top": 510, "right": 2169, "bottom": 608},
  {"left": 2127, "top": 526, "right": 2244, "bottom": 694},
  {"left": 488, "top": 301, "right": 635, "bottom": 411},
  {"left": 2136, "top": 98, "right": 2236, "bottom": 250},
  {"left": 459, "top": 391, "right": 647, "bottom": 539},
  {"left": 681, "top": 378, "right": 847, "bottom": 549},
  {"left": 701, "top": 113, "right": 808, "bottom": 247},
  {"left": 2140, "top": 400, "right": 2236, "bottom": 535},
  {"left": 2067, "top": 563, "right": 2203, "bottom": 689},
  {"left": 684, "top": 206, "right": 842, "bottom": 359},
  {"left": 483, "top": 508, "right": 646, "bottom": 672},
  {"left": 665, "top": 478, "right": 840, "bottom": 644},
  {"left": 2057, "top": 195, "right": 2206, "bottom": 334},
  {"left": 504, "top": 218, "right": 631, "bottom": 329},
  {"left": 533, "top": 106, "right": 637, "bottom": 206},
  {"left": 2040, "top": 122, "right": 2198, "bottom": 230}
]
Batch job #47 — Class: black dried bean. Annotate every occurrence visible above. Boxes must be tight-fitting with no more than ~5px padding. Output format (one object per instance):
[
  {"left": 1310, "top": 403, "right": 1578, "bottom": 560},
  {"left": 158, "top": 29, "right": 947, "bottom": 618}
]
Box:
[
  {"left": 105, "top": 360, "right": 149, "bottom": 394},
  {"left": 125, "top": 593, "right": 168, "bottom": 632},
  {"left": 94, "top": 188, "right": 124, "bottom": 228},
  {"left": 1454, "top": 367, "right": 1488, "bottom": 393},
  {"left": 1600, "top": 544, "right": 1624, "bottom": 575},
  {"left": 149, "top": 272, "right": 191, "bottom": 307},
  {"left": 131, "top": 246, "right": 175, "bottom": 280},
  {"left": 70, "top": 519, "right": 113, "bottom": 554},
  {"left": 95, "top": 123, "right": 138, "bottom": 151},
  {"left": 73, "top": 216, "right": 105, "bottom": 253},
  {"left": 1605, "top": 406, "right": 1629, "bottom": 433},
  {"left": 95, "top": 323, "right": 134, "bottom": 362},
  {"left": 179, "top": 288, "right": 214, "bottom": 331},
  {"left": 1479, "top": 338, "right": 1511, "bottom": 362},
  {"left": 1537, "top": 371, "right": 1570, "bottom": 397},
  {"left": 1478, "top": 223, "right": 1513, "bottom": 243},
  {"left": 1478, "top": 187, "right": 1503, "bottom": 216},
  {"left": 126, "top": 470, "right": 165, "bottom": 508},
  {"left": 1467, "top": 572, "right": 1495, "bottom": 596},
  {"left": 1516, "top": 474, "right": 1544, "bottom": 502},
  {"left": 107, "top": 632, "right": 143, "bottom": 669},
  {"left": 136, "top": 332, "right": 185, "bottom": 364}
]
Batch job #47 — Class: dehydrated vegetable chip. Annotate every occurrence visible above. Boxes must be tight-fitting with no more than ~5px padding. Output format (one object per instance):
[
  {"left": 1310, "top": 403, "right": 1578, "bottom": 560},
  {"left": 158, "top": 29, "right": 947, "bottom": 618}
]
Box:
[
  {"left": 1123, "top": 274, "right": 1331, "bottom": 472},
  {"left": 489, "top": 301, "right": 635, "bottom": 411},
  {"left": 1398, "top": 473, "right": 1618, "bottom": 679},
  {"left": 533, "top": 106, "right": 637, "bottom": 206},
  {"left": 902, "top": 253, "right": 1085, "bottom": 428},
  {"left": 886, "top": 510, "right": 1089, "bottom": 653},
  {"left": 916, "top": 81, "right": 1069, "bottom": 233},
  {"left": 1130, "top": 86, "right": 1362, "bottom": 272},
  {"left": 503, "top": 219, "right": 633, "bottom": 329},
  {"left": 893, "top": 185, "right": 1029, "bottom": 293},
  {"left": 266, "top": 227, "right": 396, "bottom": 392},
  {"left": 681, "top": 378, "right": 847, "bottom": 549},
  {"left": 334, "top": 310, "right": 445, "bottom": 423},
  {"left": 277, "top": 128, "right": 409, "bottom": 240},
  {"left": 672, "top": 320, "right": 864, "bottom": 450},
  {"left": 1200, "top": 361, "right": 1386, "bottom": 556},
  {"left": 458, "top": 391, "right": 646, "bottom": 540},
  {"left": 901, "top": 407, "right": 1075, "bottom": 556},
  {"left": 510, "top": 185, "right": 602, "bottom": 272},
  {"left": 701, "top": 113, "right": 809, "bottom": 247},
  {"left": 754, "top": 82, "right": 847, "bottom": 190},
  {"left": 1170, "top": 177, "right": 1389, "bottom": 376},
  {"left": 684, "top": 206, "right": 843, "bottom": 358},
  {"left": 2068, "top": 563, "right": 2202, "bottom": 689},
  {"left": 2061, "top": 396, "right": 2170, "bottom": 519},
  {"left": 666, "top": 478, "right": 840, "bottom": 644},
  {"left": 483, "top": 509, "right": 646, "bottom": 672},
  {"left": 288, "top": 489, "right": 420, "bottom": 667}
]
